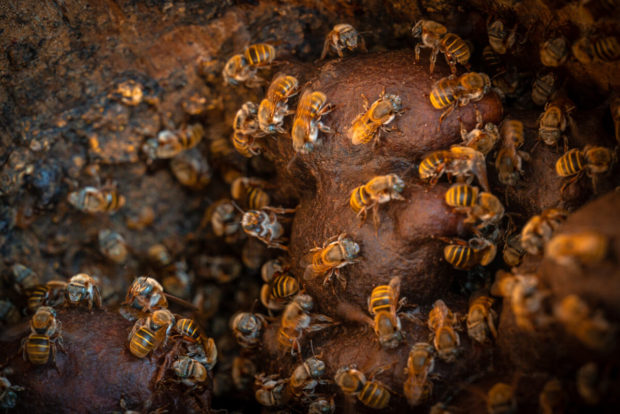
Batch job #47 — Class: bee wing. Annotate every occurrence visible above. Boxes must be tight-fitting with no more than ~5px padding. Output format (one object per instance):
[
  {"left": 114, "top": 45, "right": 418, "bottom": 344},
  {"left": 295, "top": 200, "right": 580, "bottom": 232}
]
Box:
[{"left": 302, "top": 253, "right": 318, "bottom": 281}]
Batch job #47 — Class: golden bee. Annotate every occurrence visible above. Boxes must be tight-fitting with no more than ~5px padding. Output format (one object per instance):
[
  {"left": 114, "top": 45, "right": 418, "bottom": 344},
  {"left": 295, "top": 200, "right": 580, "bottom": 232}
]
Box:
[
  {"left": 29, "top": 306, "right": 61, "bottom": 343},
  {"left": 260, "top": 267, "right": 299, "bottom": 311},
  {"left": 438, "top": 32, "right": 472, "bottom": 73},
  {"left": 460, "top": 111, "right": 500, "bottom": 155},
  {"left": 538, "top": 101, "right": 571, "bottom": 149},
  {"left": 349, "top": 174, "right": 405, "bottom": 226},
  {"left": 289, "top": 356, "right": 327, "bottom": 398},
  {"left": 231, "top": 312, "right": 266, "bottom": 349},
  {"left": 487, "top": 19, "right": 517, "bottom": 55},
  {"left": 368, "top": 276, "right": 403, "bottom": 349},
  {"left": 206, "top": 198, "right": 243, "bottom": 243},
  {"left": 412, "top": 19, "right": 448, "bottom": 74},
  {"left": 349, "top": 89, "right": 403, "bottom": 147},
  {"left": 170, "top": 148, "right": 211, "bottom": 189},
  {"left": 572, "top": 35, "right": 619, "bottom": 64},
  {"left": 244, "top": 43, "right": 276, "bottom": 67},
  {"left": 554, "top": 294, "right": 614, "bottom": 351},
  {"left": 444, "top": 183, "right": 504, "bottom": 229},
  {"left": 531, "top": 72, "right": 557, "bottom": 106},
  {"left": 68, "top": 184, "right": 125, "bottom": 214},
  {"left": 442, "top": 236, "right": 497, "bottom": 270},
  {"left": 429, "top": 72, "right": 492, "bottom": 123},
  {"left": 467, "top": 295, "right": 497, "bottom": 343},
  {"left": 520, "top": 208, "right": 567, "bottom": 255},
  {"left": 173, "top": 356, "right": 207, "bottom": 387},
  {"left": 232, "top": 356, "right": 256, "bottom": 390},
  {"left": 241, "top": 206, "right": 296, "bottom": 250},
  {"left": 127, "top": 309, "right": 175, "bottom": 358},
  {"left": 539, "top": 378, "right": 564, "bottom": 414},
  {"left": 222, "top": 44, "right": 275, "bottom": 87},
  {"left": 174, "top": 318, "right": 201, "bottom": 342},
  {"left": 65, "top": 273, "right": 102, "bottom": 311},
  {"left": 321, "top": 24, "right": 366, "bottom": 60},
  {"left": 487, "top": 382, "right": 517, "bottom": 414},
  {"left": 576, "top": 362, "right": 604, "bottom": 405},
  {"left": 142, "top": 124, "right": 204, "bottom": 160},
  {"left": 233, "top": 101, "right": 260, "bottom": 137},
  {"left": 303, "top": 233, "right": 360, "bottom": 287},
  {"left": 508, "top": 274, "right": 550, "bottom": 331},
  {"left": 291, "top": 90, "right": 335, "bottom": 154},
  {"left": 546, "top": 231, "right": 608, "bottom": 267},
  {"left": 255, "top": 373, "right": 289, "bottom": 407},
  {"left": 495, "top": 119, "right": 529, "bottom": 186},
  {"left": 258, "top": 74, "right": 299, "bottom": 134},
  {"left": 555, "top": 146, "right": 614, "bottom": 192},
  {"left": 502, "top": 233, "right": 525, "bottom": 268},
  {"left": 540, "top": 36, "right": 569, "bottom": 67},
  {"left": 428, "top": 299, "right": 460, "bottom": 362},
  {"left": 404, "top": 342, "right": 435, "bottom": 406},
  {"left": 98, "top": 229, "right": 128, "bottom": 264},
  {"left": 334, "top": 366, "right": 391, "bottom": 409},
  {"left": 22, "top": 332, "right": 63, "bottom": 366},
  {"left": 277, "top": 294, "right": 336, "bottom": 355},
  {"left": 124, "top": 276, "right": 168, "bottom": 312},
  {"left": 231, "top": 177, "right": 271, "bottom": 210},
  {"left": 419, "top": 146, "right": 490, "bottom": 192}
]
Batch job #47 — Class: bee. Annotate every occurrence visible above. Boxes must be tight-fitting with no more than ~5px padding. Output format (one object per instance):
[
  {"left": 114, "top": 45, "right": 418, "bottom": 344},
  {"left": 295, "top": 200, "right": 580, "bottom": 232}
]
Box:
[
  {"left": 444, "top": 184, "right": 504, "bottom": 229},
  {"left": 495, "top": 119, "right": 529, "bottom": 186},
  {"left": 349, "top": 89, "right": 403, "bottom": 146},
  {"left": 260, "top": 269, "right": 299, "bottom": 311},
  {"left": 174, "top": 318, "right": 201, "bottom": 342},
  {"left": 487, "top": 19, "right": 517, "bottom": 54},
  {"left": 127, "top": 309, "right": 175, "bottom": 358},
  {"left": 531, "top": 72, "right": 557, "bottom": 106},
  {"left": 142, "top": 124, "right": 205, "bottom": 160},
  {"left": 539, "top": 378, "right": 564, "bottom": 414},
  {"left": 170, "top": 148, "right": 211, "bottom": 189},
  {"left": 460, "top": 111, "right": 500, "bottom": 155},
  {"left": 321, "top": 23, "right": 366, "bottom": 60},
  {"left": 173, "top": 356, "right": 207, "bottom": 387},
  {"left": 277, "top": 294, "right": 335, "bottom": 354},
  {"left": 303, "top": 233, "right": 360, "bottom": 287},
  {"left": 22, "top": 333, "right": 61, "bottom": 365},
  {"left": 230, "top": 312, "right": 266, "bottom": 349},
  {"left": 428, "top": 299, "right": 460, "bottom": 362},
  {"left": 147, "top": 244, "right": 172, "bottom": 268},
  {"left": 258, "top": 74, "right": 299, "bottom": 134},
  {"left": 554, "top": 294, "right": 614, "bottom": 351},
  {"left": 412, "top": 19, "right": 448, "bottom": 73},
  {"left": 349, "top": 174, "right": 405, "bottom": 226},
  {"left": 124, "top": 276, "right": 168, "bottom": 312},
  {"left": 540, "top": 36, "right": 569, "bottom": 67},
  {"left": 503, "top": 233, "right": 525, "bottom": 267},
  {"left": 255, "top": 373, "right": 289, "bottom": 407},
  {"left": 0, "top": 299, "right": 20, "bottom": 325},
  {"left": 572, "top": 36, "right": 620, "bottom": 64},
  {"left": 232, "top": 131, "right": 262, "bottom": 158},
  {"left": 546, "top": 231, "right": 608, "bottom": 268},
  {"left": 467, "top": 295, "right": 497, "bottom": 343},
  {"left": 308, "top": 396, "right": 336, "bottom": 414},
  {"left": 241, "top": 207, "right": 296, "bottom": 250},
  {"left": 206, "top": 199, "right": 243, "bottom": 243},
  {"left": 555, "top": 146, "right": 614, "bottom": 192},
  {"left": 510, "top": 274, "right": 550, "bottom": 331},
  {"left": 244, "top": 43, "right": 276, "bottom": 67},
  {"left": 419, "top": 146, "right": 490, "bottom": 192},
  {"left": 98, "top": 229, "right": 128, "bottom": 264},
  {"left": 231, "top": 177, "right": 271, "bottom": 210},
  {"left": 404, "top": 342, "right": 435, "bottom": 406},
  {"left": 576, "top": 362, "right": 605, "bottom": 405},
  {"left": 233, "top": 101, "right": 260, "bottom": 136},
  {"left": 487, "top": 382, "right": 516, "bottom": 414},
  {"left": 368, "top": 276, "right": 403, "bottom": 349},
  {"left": 0, "top": 370, "right": 24, "bottom": 409},
  {"left": 30, "top": 306, "right": 60, "bottom": 337},
  {"left": 538, "top": 101, "right": 570, "bottom": 149},
  {"left": 439, "top": 33, "right": 472, "bottom": 74},
  {"left": 222, "top": 54, "right": 253, "bottom": 86},
  {"left": 22, "top": 280, "right": 67, "bottom": 314},
  {"left": 430, "top": 72, "right": 492, "bottom": 123},
  {"left": 292, "top": 90, "right": 335, "bottom": 154},
  {"left": 261, "top": 257, "right": 287, "bottom": 282},
  {"left": 289, "top": 356, "right": 327, "bottom": 398},
  {"left": 68, "top": 185, "right": 125, "bottom": 214},
  {"left": 520, "top": 208, "right": 567, "bottom": 255},
  {"left": 65, "top": 273, "right": 102, "bottom": 311},
  {"left": 232, "top": 356, "right": 256, "bottom": 390},
  {"left": 443, "top": 237, "right": 497, "bottom": 270},
  {"left": 11, "top": 263, "right": 40, "bottom": 294},
  {"left": 334, "top": 366, "right": 391, "bottom": 409}
]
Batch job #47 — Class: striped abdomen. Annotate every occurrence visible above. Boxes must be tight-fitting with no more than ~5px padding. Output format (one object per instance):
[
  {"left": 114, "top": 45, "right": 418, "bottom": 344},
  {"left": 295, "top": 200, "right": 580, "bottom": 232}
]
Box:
[
  {"left": 419, "top": 151, "right": 448, "bottom": 180},
  {"left": 350, "top": 185, "right": 372, "bottom": 213},
  {"left": 271, "top": 273, "right": 299, "bottom": 299},
  {"left": 592, "top": 37, "right": 620, "bottom": 62},
  {"left": 129, "top": 326, "right": 158, "bottom": 358},
  {"left": 26, "top": 334, "right": 50, "bottom": 365},
  {"left": 445, "top": 184, "right": 478, "bottom": 207},
  {"left": 27, "top": 285, "right": 49, "bottom": 312},
  {"left": 430, "top": 78, "right": 457, "bottom": 109},
  {"left": 555, "top": 149, "right": 584, "bottom": 177},
  {"left": 246, "top": 188, "right": 270, "bottom": 210},
  {"left": 482, "top": 45, "right": 504, "bottom": 74},
  {"left": 180, "top": 124, "right": 205, "bottom": 149},
  {"left": 176, "top": 318, "right": 200, "bottom": 341},
  {"left": 440, "top": 33, "right": 470, "bottom": 64},
  {"left": 444, "top": 244, "right": 475, "bottom": 270},
  {"left": 369, "top": 285, "right": 394, "bottom": 315},
  {"left": 359, "top": 380, "right": 391, "bottom": 409},
  {"left": 269, "top": 75, "right": 298, "bottom": 101},
  {"left": 350, "top": 113, "right": 380, "bottom": 145},
  {"left": 502, "top": 120, "right": 524, "bottom": 148},
  {"left": 308, "top": 92, "right": 328, "bottom": 118},
  {"left": 311, "top": 250, "right": 335, "bottom": 275},
  {"left": 232, "top": 132, "right": 255, "bottom": 158},
  {"left": 244, "top": 43, "right": 276, "bottom": 67}
]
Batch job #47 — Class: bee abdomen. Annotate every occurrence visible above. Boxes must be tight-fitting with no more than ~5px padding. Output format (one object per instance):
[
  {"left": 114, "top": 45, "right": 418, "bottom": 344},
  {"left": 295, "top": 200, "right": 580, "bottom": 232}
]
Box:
[
  {"left": 26, "top": 334, "right": 50, "bottom": 364},
  {"left": 370, "top": 286, "right": 392, "bottom": 314},
  {"left": 350, "top": 185, "right": 371, "bottom": 213},
  {"left": 555, "top": 149, "right": 584, "bottom": 177},
  {"left": 130, "top": 327, "right": 157, "bottom": 358},
  {"left": 244, "top": 43, "right": 275, "bottom": 66},
  {"left": 27, "top": 286, "right": 49, "bottom": 312},
  {"left": 271, "top": 273, "right": 299, "bottom": 299},
  {"left": 430, "top": 83, "right": 455, "bottom": 109},
  {"left": 247, "top": 188, "right": 270, "bottom": 210},
  {"left": 593, "top": 37, "right": 620, "bottom": 61},
  {"left": 444, "top": 244, "right": 474, "bottom": 269},
  {"left": 441, "top": 33, "right": 470, "bottom": 64},
  {"left": 419, "top": 152, "right": 445, "bottom": 179},
  {"left": 359, "top": 381, "right": 390, "bottom": 409},
  {"left": 176, "top": 318, "right": 200, "bottom": 341},
  {"left": 445, "top": 184, "right": 477, "bottom": 207}
]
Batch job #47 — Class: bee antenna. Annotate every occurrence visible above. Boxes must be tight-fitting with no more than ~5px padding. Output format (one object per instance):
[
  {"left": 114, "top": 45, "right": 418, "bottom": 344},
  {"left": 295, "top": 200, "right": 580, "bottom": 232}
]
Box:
[{"left": 231, "top": 200, "right": 245, "bottom": 214}]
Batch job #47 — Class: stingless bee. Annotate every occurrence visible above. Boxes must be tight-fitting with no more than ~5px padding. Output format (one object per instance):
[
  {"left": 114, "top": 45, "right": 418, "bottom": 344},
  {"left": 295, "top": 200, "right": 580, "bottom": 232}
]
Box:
[
  {"left": 540, "top": 36, "right": 569, "bottom": 67},
  {"left": 65, "top": 273, "right": 102, "bottom": 311},
  {"left": 572, "top": 35, "right": 620, "bottom": 64},
  {"left": 124, "top": 276, "right": 168, "bottom": 312},
  {"left": 460, "top": 111, "right": 500, "bottom": 155},
  {"left": 222, "top": 43, "right": 276, "bottom": 87},
  {"left": 173, "top": 356, "right": 207, "bottom": 387},
  {"left": 303, "top": 233, "right": 360, "bottom": 287},
  {"left": 231, "top": 177, "right": 271, "bottom": 210},
  {"left": 467, "top": 295, "right": 497, "bottom": 343},
  {"left": 555, "top": 146, "right": 614, "bottom": 192},
  {"left": 260, "top": 267, "right": 299, "bottom": 311},
  {"left": 232, "top": 101, "right": 262, "bottom": 157},
  {"left": 245, "top": 43, "right": 276, "bottom": 67},
  {"left": 368, "top": 276, "right": 404, "bottom": 349},
  {"left": 277, "top": 294, "right": 336, "bottom": 355},
  {"left": 442, "top": 236, "right": 497, "bottom": 270},
  {"left": 292, "top": 90, "right": 335, "bottom": 154},
  {"left": 289, "top": 356, "right": 327, "bottom": 398},
  {"left": 531, "top": 72, "right": 557, "bottom": 106},
  {"left": 334, "top": 366, "right": 391, "bottom": 409},
  {"left": 170, "top": 148, "right": 211, "bottom": 189},
  {"left": 127, "top": 309, "right": 175, "bottom": 358},
  {"left": 255, "top": 373, "right": 289, "bottom": 407},
  {"left": 419, "top": 146, "right": 490, "bottom": 192},
  {"left": 554, "top": 294, "right": 614, "bottom": 351},
  {"left": 538, "top": 100, "right": 572, "bottom": 149},
  {"left": 258, "top": 74, "right": 299, "bottom": 134},
  {"left": 503, "top": 274, "right": 550, "bottom": 331},
  {"left": 142, "top": 124, "right": 204, "bottom": 160},
  {"left": 22, "top": 307, "right": 65, "bottom": 366},
  {"left": 495, "top": 119, "right": 529, "bottom": 186},
  {"left": 206, "top": 198, "right": 243, "bottom": 243},
  {"left": 412, "top": 19, "right": 447, "bottom": 73},
  {"left": 231, "top": 312, "right": 266, "bottom": 349},
  {"left": 428, "top": 299, "right": 460, "bottom": 362},
  {"left": 241, "top": 206, "right": 296, "bottom": 250},
  {"left": 174, "top": 318, "right": 201, "bottom": 342},
  {"left": 349, "top": 174, "right": 405, "bottom": 226},
  {"left": 30, "top": 306, "right": 61, "bottom": 337},
  {"left": 546, "top": 231, "right": 608, "bottom": 268},
  {"left": 321, "top": 23, "right": 366, "bottom": 60},
  {"left": 98, "top": 229, "right": 128, "bottom": 264},
  {"left": 503, "top": 232, "right": 526, "bottom": 267},
  {"left": 520, "top": 208, "right": 567, "bottom": 255},
  {"left": 68, "top": 184, "right": 125, "bottom": 214},
  {"left": 487, "top": 19, "right": 517, "bottom": 55},
  {"left": 11, "top": 263, "right": 40, "bottom": 294},
  {"left": 404, "top": 342, "right": 435, "bottom": 406},
  {"left": 430, "top": 72, "right": 492, "bottom": 123},
  {"left": 349, "top": 89, "right": 403, "bottom": 146},
  {"left": 444, "top": 183, "right": 504, "bottom": 229},
  {"left": 487, "top": 382, "right": 517, "bottom": 414}
]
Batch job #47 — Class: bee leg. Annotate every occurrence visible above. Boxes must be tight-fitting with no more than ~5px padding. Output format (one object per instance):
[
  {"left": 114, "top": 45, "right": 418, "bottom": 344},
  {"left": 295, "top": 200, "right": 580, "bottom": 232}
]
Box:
[
  {"left": 372, "top": 203, "right": 380, "bottom": 231},
  {"left": 51, "top": 343, "right": 59, "bottom": 372},
  {"left": 488, "top": 310, "right": 498, "bottom": 339},
  {"left": 439, "top": 104, "right": 455, "bottom": 126},
  {"left": 414, "top": 44, "right": 421, "bottom": 62},
  {"left": 429, "top": 47, "right": 438, "bottom": 74}
]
